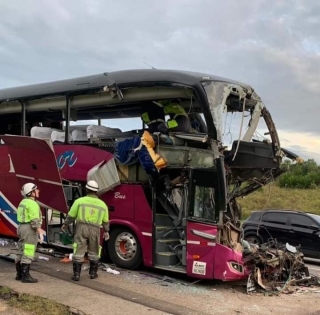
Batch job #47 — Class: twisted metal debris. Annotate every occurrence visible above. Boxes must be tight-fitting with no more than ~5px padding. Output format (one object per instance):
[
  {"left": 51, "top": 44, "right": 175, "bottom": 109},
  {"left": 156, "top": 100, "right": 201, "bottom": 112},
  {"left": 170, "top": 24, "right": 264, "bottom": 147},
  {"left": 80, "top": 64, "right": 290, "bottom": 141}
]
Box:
[{"left": 243, "top": 240, "right": 320, "bottom": 295}]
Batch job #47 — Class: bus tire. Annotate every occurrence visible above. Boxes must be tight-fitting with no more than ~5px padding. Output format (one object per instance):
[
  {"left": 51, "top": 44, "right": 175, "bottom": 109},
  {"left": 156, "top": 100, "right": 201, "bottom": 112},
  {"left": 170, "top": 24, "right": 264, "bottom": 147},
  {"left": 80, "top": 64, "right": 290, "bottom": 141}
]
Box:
[{"left": 108, "top": 227, "right": 142, "bottom": 270}]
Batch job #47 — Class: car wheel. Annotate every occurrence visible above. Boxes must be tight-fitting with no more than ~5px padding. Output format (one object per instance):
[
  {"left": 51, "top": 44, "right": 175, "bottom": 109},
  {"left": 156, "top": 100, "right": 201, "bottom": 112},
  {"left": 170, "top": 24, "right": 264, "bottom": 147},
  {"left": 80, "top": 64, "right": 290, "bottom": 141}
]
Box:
[
  {"left": 245, "top": 235, "right": 262, "bottom": 246},
  {"left": 108, "top": 227, "right": 142, "bottom": 269}
]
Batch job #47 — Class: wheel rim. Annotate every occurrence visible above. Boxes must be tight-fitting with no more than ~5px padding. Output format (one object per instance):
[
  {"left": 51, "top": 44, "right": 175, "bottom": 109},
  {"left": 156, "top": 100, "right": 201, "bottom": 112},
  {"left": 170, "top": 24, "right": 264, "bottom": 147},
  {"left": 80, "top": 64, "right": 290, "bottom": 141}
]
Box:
[
  {"left": 246, "top": 236, "right": 260, "bottom": 245},
  {"left": 114, "top": 232, "right": 137, "bottom": 261}
]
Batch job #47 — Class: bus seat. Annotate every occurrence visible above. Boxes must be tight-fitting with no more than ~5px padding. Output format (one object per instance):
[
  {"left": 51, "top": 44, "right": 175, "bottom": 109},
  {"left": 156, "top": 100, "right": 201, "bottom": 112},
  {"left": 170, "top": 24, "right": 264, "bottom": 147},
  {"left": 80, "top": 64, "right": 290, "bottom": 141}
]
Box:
[
  {"left": 51, "top": 130, "right": 72, "bottom": 143},
  {"left": 68, "top": 124, "right": 89, "bottom": 132},
  {"left": 71, "top": 129, "right": 88, "bottom": 142},
  {"left": 30, "top": 126, "right": 53, "bottom": 139},
  {"left": 87, "top": 124, "right": 122, "bottom": 139}
]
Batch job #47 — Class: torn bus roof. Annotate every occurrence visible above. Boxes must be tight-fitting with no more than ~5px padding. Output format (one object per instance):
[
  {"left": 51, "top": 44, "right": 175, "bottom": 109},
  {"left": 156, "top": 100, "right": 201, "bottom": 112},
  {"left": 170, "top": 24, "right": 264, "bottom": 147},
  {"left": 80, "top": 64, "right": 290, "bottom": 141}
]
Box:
[{"left": 0, "top": 69, "right": 253, "bottom": 102}]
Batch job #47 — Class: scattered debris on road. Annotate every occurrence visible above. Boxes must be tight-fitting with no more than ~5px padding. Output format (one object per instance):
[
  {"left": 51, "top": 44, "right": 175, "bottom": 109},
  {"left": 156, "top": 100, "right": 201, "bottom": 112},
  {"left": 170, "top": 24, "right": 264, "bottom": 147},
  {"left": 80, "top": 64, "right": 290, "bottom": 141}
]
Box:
[{"left": 244, "top": 240, "right": 320, "bottom": 295}]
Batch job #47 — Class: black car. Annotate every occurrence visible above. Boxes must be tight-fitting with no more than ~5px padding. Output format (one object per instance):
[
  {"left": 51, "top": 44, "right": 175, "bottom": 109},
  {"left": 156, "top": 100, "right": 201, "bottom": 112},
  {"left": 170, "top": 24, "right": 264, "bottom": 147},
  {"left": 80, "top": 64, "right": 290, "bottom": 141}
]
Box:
[{"left": 242, "top": 209, "right": 320, "bottom": 258}]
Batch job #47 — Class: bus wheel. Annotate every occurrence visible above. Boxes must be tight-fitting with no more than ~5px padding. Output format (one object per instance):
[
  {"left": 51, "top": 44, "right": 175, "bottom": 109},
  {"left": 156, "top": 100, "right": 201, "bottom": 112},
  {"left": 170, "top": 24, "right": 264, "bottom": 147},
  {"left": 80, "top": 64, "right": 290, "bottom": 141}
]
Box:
[{"left": 108, "top": 228, "right": 142, "bottom": 270}]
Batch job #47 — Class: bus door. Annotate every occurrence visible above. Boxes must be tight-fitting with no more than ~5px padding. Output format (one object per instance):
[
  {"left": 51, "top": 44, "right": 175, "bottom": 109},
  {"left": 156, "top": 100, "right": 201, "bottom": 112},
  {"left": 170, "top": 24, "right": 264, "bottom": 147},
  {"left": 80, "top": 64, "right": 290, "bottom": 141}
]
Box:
[
  {"left": 186, "top": 168, "right": 219, "bottom": 279},
  {"left": 1, "top": 135, "right": 71, "bottom": 245}
]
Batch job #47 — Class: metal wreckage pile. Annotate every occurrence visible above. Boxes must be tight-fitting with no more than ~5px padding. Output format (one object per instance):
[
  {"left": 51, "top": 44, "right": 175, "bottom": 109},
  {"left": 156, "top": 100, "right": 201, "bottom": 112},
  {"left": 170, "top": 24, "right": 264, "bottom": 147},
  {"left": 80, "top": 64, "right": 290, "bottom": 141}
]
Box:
[{"left": 242, "top": 239, "right": 320, "bottom": 295}]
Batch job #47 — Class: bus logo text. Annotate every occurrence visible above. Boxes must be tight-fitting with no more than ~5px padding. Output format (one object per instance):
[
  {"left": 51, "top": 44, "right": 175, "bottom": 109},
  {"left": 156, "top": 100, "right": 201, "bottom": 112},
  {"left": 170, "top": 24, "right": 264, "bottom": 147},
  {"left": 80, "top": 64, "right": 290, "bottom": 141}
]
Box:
[{"left": 114, "top": 192, "right": 126, "bottom": 199}]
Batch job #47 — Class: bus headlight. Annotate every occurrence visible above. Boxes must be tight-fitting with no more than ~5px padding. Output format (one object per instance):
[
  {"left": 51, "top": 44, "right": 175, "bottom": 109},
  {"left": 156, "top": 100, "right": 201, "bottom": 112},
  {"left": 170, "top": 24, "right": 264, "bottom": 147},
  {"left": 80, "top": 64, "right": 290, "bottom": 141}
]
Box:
[{"left": 229, "top": 262, "right": 244, "bottom": 273}]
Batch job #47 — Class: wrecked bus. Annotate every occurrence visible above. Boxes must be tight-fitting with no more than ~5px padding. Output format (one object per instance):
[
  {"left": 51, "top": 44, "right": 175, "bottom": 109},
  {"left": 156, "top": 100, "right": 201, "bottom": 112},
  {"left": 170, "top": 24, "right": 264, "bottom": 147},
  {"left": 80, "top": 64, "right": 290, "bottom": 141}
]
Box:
[{"left": 0, "top": 69, "right": 293, "bottom": 281}]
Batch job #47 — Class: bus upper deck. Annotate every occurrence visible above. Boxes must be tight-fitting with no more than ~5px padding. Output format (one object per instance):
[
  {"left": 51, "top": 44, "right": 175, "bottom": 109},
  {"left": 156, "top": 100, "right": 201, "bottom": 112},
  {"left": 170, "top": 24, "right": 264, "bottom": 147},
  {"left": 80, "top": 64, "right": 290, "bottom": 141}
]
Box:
[{"left": 0, "top": 69, "right": 289, "bottom": 201}]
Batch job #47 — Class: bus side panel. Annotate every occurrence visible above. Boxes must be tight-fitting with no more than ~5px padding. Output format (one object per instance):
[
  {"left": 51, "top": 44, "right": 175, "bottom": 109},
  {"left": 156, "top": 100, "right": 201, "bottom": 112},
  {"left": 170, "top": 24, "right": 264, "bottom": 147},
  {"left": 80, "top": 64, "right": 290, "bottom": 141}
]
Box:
[
  {"left": 0, "top": 145, "right": 10, "bottom": 173},
  {"left": 133, "top": 185, "right": 153, "bottom": 267},
  {"left": 54, "top": 145, "right": 114, "bottom": 181},
  {"left": 101, "top": 184, "right": 153, "bottom": 267},
  {"left": 0, "top": 174, "right": 20, "bottom": 238},
  {"left": 102, "top": 185, "right": 134, "bottom": 220}
]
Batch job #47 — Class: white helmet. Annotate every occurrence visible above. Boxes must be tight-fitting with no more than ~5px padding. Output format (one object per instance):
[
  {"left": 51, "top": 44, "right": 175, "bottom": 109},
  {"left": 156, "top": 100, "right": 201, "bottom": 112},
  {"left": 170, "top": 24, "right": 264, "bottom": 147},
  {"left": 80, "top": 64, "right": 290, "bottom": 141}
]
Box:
[
  {"left": 86, "top": 180, "right": 99, "bottom": 192},
  {"left": 22, "top": 183, "right": 37, "bottom": 197}
]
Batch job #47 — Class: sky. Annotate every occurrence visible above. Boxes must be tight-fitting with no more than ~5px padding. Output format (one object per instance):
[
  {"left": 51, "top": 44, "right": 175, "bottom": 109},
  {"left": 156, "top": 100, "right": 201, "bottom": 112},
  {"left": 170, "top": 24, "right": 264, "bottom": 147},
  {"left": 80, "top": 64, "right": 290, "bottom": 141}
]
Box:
[{"left": 0, "top": 0, "right": 319, "bottom": 162}]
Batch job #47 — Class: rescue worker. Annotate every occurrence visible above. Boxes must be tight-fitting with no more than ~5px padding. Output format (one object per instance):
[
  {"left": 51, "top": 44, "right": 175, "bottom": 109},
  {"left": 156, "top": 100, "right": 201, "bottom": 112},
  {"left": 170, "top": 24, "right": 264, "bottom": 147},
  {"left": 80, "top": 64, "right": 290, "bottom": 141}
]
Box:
[
  {"left": 157, "top": 100, "right": 191, "bottom": 134},
  {"left": 140, "top": 101, "right": 165, "bottom": 133},
  {"left": 61, "top": 180, "right": 109, "bottom": 281},
  {"left": 15, "top": 183, "right": 44, "bottom": 283}
]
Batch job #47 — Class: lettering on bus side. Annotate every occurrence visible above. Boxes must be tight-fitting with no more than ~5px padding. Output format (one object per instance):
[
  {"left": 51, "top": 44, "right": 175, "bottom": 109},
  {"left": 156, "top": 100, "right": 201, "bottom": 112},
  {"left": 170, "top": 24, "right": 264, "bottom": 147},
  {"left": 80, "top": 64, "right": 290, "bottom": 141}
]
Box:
[
  {"left": 57, "top": 151, "right": 77, "bottom": 170},
  {"left": 192, "top": 261, "right": 207, "bottom": 275},
  {"left": 114, "top": 192, "right": 126, "bottom": 199}
]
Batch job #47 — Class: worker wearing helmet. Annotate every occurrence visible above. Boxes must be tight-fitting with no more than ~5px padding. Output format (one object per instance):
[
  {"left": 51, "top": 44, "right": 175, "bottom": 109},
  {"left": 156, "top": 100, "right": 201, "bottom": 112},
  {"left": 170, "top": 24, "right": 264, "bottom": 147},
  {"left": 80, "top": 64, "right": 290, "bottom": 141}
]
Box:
[
  {"left": 61, "top": 180, "right": 109, "bottom": 281},
  {"left": 140, "top": 101, "right": 165, "bottom": 133},
  {"left": 15, "top": 183, "right": 43, "bottom": 283},
  {"left": 157, "top": 100, "right": 191, "bottom": 134}
]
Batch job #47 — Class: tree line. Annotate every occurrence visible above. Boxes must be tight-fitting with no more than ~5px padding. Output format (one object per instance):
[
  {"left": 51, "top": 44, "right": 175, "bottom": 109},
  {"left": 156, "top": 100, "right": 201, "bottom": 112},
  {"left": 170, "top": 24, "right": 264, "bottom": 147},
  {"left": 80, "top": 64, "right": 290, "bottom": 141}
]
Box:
[{"left": 278, "top": 159, "right": 320, "bottom": 189}]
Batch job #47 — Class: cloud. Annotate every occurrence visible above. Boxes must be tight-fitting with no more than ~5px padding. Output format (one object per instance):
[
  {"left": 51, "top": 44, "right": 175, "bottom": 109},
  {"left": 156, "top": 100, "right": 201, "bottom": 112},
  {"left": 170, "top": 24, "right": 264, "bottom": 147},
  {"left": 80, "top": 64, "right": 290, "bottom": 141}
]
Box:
[{"left": 0, "top": 0, "right": 319, "bottom": 161}]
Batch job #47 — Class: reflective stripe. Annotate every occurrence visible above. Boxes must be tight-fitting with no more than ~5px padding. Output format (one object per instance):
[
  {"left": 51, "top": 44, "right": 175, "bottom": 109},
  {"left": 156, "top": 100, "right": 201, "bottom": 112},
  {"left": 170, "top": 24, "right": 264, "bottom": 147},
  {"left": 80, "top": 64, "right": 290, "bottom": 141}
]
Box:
[
  {"left": 96, "top": 209, "right": 104, "bottom": 226},
  {"left": 19, "top": 204, "right": 27, "bottom": 222},
  {"left": 142, "top": 232, "right": 152, "bottom": 236},
  {"left": 142, "top": 114, "right": 165, "bottom": 125},
  {"left": 81, "top": 204, "right": 106, "bottom": 212},
  {"left": 24, "top": 243, "right": 36, "bottom": 258},
  {"left": 98, "top": 245, "right": 102, "bottom": 258},
  {"left": 80, "top": 204, "right": 106, "bottom": 224},
  {"left": 173, "top": 113, "right": 187, "bottom": 119},
  {"left": 148, "top": 118, "right": 165, "bottom": 124},
  {"left": 73, "top": 242, "right": 77, "bottom": 255},
  {"left": 166, "top": 119, "right": 178, "bottom": 129},
  {"left": 76, "top": 220, "right": 101, "bottom": 227}
]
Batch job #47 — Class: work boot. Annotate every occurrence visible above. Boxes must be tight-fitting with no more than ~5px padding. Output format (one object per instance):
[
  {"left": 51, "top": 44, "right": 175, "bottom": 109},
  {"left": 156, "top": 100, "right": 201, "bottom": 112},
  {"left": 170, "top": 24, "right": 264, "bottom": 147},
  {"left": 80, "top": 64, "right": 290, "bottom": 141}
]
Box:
[
  {"left": 21, "top": 264, "right": 38, "bottom": 283},
  {"left": 71, "top": 262, "right": 82, "bottom": 281},
  {"left": 89, "top": 260, "right": 99, "bottom": 279},
  {"left": 15, "top": 261, "right": 22, "bottom": 281}
]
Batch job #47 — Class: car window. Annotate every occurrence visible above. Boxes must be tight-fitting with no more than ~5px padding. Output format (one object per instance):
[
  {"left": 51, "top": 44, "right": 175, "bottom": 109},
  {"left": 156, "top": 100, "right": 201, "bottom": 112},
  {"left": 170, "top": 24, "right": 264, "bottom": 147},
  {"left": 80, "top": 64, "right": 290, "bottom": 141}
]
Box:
[
  {"left": 308, "top": 214, "right": 320, "bottom": 225},
  {"left": 261, "top": 212, "right": 289, "bottom": 225},
  {"left": 289, "top": 214, "right": 315, "bottom": 228},
  {"left": 248, "top": 212, "right": 262, "bottom": 222}
]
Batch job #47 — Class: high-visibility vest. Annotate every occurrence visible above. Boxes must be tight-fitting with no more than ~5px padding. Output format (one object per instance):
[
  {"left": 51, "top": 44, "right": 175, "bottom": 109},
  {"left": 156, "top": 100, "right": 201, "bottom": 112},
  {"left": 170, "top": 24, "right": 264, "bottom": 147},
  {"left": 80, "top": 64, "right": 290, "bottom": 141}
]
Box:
[
  {"left": 141, "top": 102, "right": 165, "bottom": 125},
  {"left": 67, "top": 195, "right": 109, "bottom": 227},
  {"left": 164, "top": 103, "right": 187, "bottom": 119},
  {"left": 17, "top": 198, "right": 41, "bottom": 224}
]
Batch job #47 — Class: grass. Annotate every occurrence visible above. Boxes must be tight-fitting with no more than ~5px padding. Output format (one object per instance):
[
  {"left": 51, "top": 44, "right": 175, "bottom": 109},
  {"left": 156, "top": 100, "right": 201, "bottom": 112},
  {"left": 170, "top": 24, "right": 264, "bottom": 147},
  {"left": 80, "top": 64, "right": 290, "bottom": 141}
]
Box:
[
  {"left": 238, "top": 183, "right": 320, "bottom": 220},
  {"left": 0, "top": 286, "right": 76, "bottom": 315}
]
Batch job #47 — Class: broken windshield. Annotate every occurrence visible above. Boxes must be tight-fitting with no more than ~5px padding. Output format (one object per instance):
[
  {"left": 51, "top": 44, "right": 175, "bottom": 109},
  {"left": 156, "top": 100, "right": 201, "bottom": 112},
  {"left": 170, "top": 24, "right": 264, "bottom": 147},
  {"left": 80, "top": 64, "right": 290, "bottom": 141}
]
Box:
[
  {"left": 202, "top": 81, "right": 248, "bottom": 142},
  {"left": 192, "top": 186, "right": 216, "bottom": 222}
]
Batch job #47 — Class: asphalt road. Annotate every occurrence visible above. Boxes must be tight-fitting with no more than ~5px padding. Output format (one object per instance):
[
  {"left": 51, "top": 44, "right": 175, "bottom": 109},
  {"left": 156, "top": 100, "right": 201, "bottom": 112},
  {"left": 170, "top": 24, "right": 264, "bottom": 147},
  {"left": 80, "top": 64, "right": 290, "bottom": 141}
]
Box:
[
  {"left": 305, "top": 258, "right": 320, "bottom": 276},
  {"left": 306, "top": 264, "right": 320, "bottom": 276}
]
